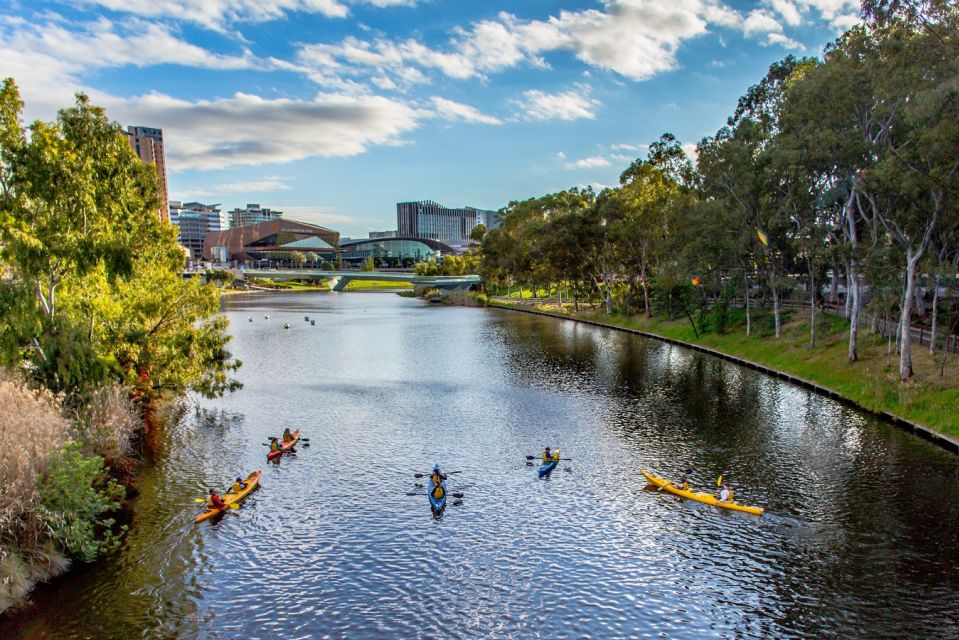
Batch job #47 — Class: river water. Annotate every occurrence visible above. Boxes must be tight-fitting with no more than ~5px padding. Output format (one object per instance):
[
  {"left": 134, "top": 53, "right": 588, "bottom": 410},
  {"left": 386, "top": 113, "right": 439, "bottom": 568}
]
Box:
[{"left": 3, "top": 292, "right": 959, "bottom": 639}]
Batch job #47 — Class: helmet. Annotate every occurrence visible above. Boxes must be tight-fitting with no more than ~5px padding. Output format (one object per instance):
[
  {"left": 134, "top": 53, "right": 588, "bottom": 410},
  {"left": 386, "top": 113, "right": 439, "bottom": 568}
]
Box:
[
  {"left": 235, "top": 477, "right": 242, "bottom": 482},
  {"left": 433, "top": 464, "right": 441, "bottom": 472},
  {"left": 208, "top": 488, "right": 215, "bottom": 494}
]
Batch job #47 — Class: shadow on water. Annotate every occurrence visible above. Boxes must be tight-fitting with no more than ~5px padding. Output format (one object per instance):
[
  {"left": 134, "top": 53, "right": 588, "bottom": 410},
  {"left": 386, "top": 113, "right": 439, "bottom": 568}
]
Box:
[{"left": 3, "top": 293, "right": 959, "bottom": 639}]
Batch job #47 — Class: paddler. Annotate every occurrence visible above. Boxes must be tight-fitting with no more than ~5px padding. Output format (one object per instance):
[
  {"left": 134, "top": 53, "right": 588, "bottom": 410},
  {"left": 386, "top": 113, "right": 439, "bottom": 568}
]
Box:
[
  {"left": 542, "top": 447, "right": 557, "bottom": 463},
  {"left": 430, "top": 465, "right": 447, "bottom": 499},
  {"left": 207, "top": 488, "right": 226, "bottom": 511},
  {"left": 718, "top": 482, "right": 733, "bottom": 503},
  {"left": 282, "top": 427, "right": 295, "bottom": 442},
  {"left": 674, "top": 470, "right": 692, "bottom": 491},
  {"left": 230, "top": 476, "right": 248, "bottom": 493},
  {"left": 269, "top": 437, "right": 282, "bottom": 453}
]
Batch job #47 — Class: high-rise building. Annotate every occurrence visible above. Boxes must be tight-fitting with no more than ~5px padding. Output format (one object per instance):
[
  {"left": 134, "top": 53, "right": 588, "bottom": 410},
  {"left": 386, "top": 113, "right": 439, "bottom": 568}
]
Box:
[
  {"left": 125, "top": 126, "right": 169, "bottom": 222},
  {"left": 169, "top": 201, "right": 228, "bottom": 262},
  {"left": 396, "top": 201, "right": 498, "bottom": 242},
  {"left": 229, "top": 203, "right": 283, "bottom": 229}
]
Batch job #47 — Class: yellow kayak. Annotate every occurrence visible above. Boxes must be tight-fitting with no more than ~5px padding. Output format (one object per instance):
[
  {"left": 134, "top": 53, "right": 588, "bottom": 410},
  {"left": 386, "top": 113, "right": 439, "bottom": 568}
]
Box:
[
  {"left": 195, "top": 470, "right": 262, "bottom": 523},
  {"left": 641, "top": 469, "right": 763, "bottom": 516}
]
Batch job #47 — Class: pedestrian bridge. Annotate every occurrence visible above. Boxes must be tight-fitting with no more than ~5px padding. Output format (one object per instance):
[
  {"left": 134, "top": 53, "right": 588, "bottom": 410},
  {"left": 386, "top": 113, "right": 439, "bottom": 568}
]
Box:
[{"left": 241, "top": 269, "right": 481, "bottom": 292}]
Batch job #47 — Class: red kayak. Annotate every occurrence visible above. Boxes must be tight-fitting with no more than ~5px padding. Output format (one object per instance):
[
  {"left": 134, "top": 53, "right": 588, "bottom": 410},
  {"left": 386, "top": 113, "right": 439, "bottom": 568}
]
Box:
[{"left": 267, "top": 429, "right": 300, "bottom": 460}]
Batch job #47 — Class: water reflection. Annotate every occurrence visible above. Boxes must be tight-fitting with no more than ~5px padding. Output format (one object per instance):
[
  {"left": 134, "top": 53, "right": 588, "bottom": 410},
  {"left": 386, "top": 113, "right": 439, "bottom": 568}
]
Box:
[{"left": 3, "top": 293, "right": 958, "bottom": 639}]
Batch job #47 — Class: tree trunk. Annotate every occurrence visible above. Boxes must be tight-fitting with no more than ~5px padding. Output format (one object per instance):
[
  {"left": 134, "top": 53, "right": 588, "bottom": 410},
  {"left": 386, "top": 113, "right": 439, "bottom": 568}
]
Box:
[
  {"left": 809, "top": 267, "right": 816, "bottom": 348},
  {"left": 573, "top": 282, "right": 579, "bottom": 312},
  {"left": 848, "top": 267, "right": 860, "bottom": 363},
  {"left": 771, "top": 274, "right": 782, "bottom": 339},
  {"left": 930, "top": 272, "right": 940, "bottom": 354},
  {"left": 900, "top": 249, "right": 921, "bottom": 380},
  {"left": 744, "top": 273, "right": 751, "bottom": 337},
  {"left": 829, "top": 261, "right": 839, "bottom": 305},
  {"left": 641, "top": 266, "right": 651, "bottom": 318}
]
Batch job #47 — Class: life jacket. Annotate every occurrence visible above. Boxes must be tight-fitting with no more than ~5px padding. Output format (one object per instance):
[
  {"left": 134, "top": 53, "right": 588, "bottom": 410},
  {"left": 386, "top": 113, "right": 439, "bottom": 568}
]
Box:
[
  {"left": 430, "top": 474, "right": 445, "bottom": 499},
  {"left": 208, "top": 494, "right": 224, "bottom": 509},
  {"left": 231, "top": 482, "right": 245, "bottom": 493},
  {"left": 271, "top": 440, "right": 281, "bottom": 451},
  {"left": 542, "top": 452, "right": 554, "bottom": 463}
]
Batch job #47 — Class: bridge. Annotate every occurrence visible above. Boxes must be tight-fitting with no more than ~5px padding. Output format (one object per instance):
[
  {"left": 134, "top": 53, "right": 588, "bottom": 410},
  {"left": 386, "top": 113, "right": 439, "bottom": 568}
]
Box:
[{"left": 240, "top": 269, "right": 482, "bottom": 292}]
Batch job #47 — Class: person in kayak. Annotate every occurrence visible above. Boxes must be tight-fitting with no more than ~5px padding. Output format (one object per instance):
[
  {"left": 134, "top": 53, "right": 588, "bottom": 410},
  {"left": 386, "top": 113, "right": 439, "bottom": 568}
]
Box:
[
  {"left": 718, "top": 482, "right": 733, "bottom": 502},
  {"left": 430, "top": 465, "right": 447, "bottom": 499},
  {"left": 230, "top": 477, "right": 248, "bottom": 493},
  {"left": 269, "top": 437, "right": 282, "bottom": 453},
  {"left": 542, "top": 447, "right": 557, "bottom": 463},
  {"left": 207, "top": 488, "right": 226, "bottom": 510},
  {"left": 282, "top": 427, "right": 294, "bottom": 442},
  {"left": 673, "top": 470, "right": 692, "bottom": 491}
]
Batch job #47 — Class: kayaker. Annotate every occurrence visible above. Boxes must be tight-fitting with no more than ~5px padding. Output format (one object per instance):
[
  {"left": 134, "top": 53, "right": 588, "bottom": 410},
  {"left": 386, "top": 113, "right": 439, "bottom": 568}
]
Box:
[
  {"left": 430, "top": 465, "right": 447, "bottom": 499},
  {"left": 718, "top": 482, "right": 733, "bottom": 503},
  {"left": 282, "top": 427, "right": 294, "bottom": 442},
  {"left": 230, "top": 477, "right": 248, "bottom": 493},
  {"left": 269, "top": 437, "right": 282, "bottom": 453},
  {"left": 542, "top": 447, "right": 556, "bottom": 463},
  {"left": 674, "top": 470, "right": 691, "bottom": 491},
  {"left": 207, "top": 488, "right": 226, "bottom": 510}
]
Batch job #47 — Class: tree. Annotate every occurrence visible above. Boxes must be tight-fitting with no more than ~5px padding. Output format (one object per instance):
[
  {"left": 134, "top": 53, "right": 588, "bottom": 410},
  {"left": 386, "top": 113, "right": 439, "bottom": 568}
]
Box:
[
  {"left": 0, "top": 79, "right": 240, "bottom": 400},
  {"left": 360, "top": 255, "right": 375, "bottom": 272},
  {"left": 291, "top": 251, "right": 307, "bottom": 267},
  {"left": 470, "top": 223, "right": 487, "bottom": 243}
]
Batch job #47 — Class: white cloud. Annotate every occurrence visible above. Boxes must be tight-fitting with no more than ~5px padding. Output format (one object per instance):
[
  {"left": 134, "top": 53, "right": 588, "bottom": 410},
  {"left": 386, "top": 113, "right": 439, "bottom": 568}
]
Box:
[
  {"left": 556, "top": 151, "right": 567, "bottom": 159},
  {"left": 104, "top": 91, "right": 424, "bottom": 170},
  {"left": 681, "top": 142, "right": 699, "bottom": 163},
  {"left": 181, "top": 178, "right": 292, "bottom": 197},
  {"left": 743, "top": 10, "right": 783, "bottom": 36},
  {"left": 829, "top": 13, "right": 861, "bottom": 31},
  {"left": 267, "top": 205, "right": 359, "bottom": 227},
  {"left": 794, "top": 0, "right": 858, "bottom": 19},
  {"left": 565, "top": 155, "right": 611, "bottom": 169},
  {"left": 515, "top": 89, "right": 599, "bottom": 121},
  {"left": 766, "top": 0, "right": 803, "bottom": 26},
  {"left": 75, "top": 0, "right": 349, "bottom": 29},
  {"left": 765, "top": 32, "right": 803, "bottom": 48},
  {"left": 430, "top": 97, "right": 501, "bottom": 125},
  {"left": 611, "top": 143, "right": 645, "bottom": 152}
]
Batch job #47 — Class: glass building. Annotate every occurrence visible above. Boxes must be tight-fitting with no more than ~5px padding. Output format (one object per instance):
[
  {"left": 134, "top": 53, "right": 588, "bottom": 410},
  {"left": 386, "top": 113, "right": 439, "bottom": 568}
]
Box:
[
  {"left": 396, "top": 200, "right": 498, "bottom": 241},
  {"left": 339, "top": 237, "right": 457, "bottom": 268}
]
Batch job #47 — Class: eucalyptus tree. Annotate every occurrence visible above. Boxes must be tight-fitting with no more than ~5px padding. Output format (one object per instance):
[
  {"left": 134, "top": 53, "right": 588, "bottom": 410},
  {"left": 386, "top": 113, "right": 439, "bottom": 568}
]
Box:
[{"left": 0, "top": 79, "right": 239, "bottom": 399}]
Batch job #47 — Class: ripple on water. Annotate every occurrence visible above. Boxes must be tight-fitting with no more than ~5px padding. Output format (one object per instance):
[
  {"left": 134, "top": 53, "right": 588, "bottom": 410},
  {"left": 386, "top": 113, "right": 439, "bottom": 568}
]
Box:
[{"left": 3, "top": 293, "right": 959, "bottom": 639}]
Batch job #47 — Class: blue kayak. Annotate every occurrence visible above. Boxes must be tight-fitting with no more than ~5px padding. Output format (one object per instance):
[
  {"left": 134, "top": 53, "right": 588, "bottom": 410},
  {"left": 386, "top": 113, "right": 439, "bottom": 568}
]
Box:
[
  {"left": 428, "top": 476, "right": 447, "bottom": 513},
  {"left": 538, "top": 452, "right": 560, "bottom": 478}
]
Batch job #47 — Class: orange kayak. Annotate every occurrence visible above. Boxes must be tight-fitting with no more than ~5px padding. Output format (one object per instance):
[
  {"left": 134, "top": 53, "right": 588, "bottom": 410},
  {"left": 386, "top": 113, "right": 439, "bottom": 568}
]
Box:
[
  {"left": 267, "top": 429, "right": 300, "bottom": 460},
  {"left": 642, "top": 469, "right": 763, "bottom": 516},
  {"left": 195, "top": 470, "right": 262, "bottom": 523}
]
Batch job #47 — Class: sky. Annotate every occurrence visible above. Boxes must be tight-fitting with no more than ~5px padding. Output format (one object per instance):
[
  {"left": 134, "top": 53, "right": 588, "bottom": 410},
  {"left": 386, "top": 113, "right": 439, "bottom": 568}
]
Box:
[{"left": 0, "top": 0, "right": 861, "bottom": 237}]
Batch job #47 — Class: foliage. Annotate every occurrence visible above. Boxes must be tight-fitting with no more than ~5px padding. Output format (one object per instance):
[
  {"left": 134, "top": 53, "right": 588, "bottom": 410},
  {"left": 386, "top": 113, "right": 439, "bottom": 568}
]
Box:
[
  {"left": 0, "top": 79, "right": 240, "bottom": 400},
  {"left": 37, "top": 442, "right": 126, "bottom": 562},
  {"left": 360, "top": 255, "right": 375, "bottom": 272},
  {"left": 477, "top": 9, "right": 959, "bottom": 384}
]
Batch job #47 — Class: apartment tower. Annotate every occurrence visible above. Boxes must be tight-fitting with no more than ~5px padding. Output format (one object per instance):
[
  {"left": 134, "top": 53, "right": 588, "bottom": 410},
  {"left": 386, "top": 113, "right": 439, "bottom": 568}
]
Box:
[{"left": 125, "top": 126, "right": 169, "bottom": 222}]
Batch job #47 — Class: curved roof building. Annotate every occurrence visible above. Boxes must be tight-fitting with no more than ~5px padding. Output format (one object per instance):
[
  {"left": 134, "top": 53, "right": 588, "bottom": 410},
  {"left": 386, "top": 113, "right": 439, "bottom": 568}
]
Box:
[{"left": 202, "top": 219, "right": 339, "bottom": 262}]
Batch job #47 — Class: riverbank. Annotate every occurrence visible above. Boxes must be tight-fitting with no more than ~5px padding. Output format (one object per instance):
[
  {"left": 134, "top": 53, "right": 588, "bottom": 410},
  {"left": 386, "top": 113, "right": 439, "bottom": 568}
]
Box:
[{"left": 489, "top": 298, "right": 959, "bottom": 449}]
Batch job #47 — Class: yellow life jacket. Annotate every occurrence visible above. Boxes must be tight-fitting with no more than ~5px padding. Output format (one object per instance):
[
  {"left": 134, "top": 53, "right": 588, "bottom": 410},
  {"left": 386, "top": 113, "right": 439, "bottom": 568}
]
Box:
[
  {"left": 271, "top": 440, "right": 281, "bottom": 451},
  {"left": 431, "top": 474, "right": 445, "bottom": 499},
  {"left": 231, "top": 482, "right": 244, "bottom": 493}
]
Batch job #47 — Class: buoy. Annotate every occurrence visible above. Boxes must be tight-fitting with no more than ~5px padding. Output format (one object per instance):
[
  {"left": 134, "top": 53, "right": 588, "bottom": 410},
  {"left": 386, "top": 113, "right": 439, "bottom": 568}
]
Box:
[{"left": 284, "top": 323, "right": 290, "bottom": 329}]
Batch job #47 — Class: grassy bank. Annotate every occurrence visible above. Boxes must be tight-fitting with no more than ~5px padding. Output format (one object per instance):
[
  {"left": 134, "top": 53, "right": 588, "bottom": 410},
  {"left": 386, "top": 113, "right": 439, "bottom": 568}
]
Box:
[
  {"left": 343, "top": 279, "right": 413, "bottom": 291},
  {"left": 490, "top": 298, "right": 959, "bottom": 441}
]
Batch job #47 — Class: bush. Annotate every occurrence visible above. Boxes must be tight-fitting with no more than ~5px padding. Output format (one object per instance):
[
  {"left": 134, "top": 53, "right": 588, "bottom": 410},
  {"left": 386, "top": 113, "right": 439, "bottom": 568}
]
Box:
[{"left": 38, "top": 443, "right": 126, "bottom": 562}]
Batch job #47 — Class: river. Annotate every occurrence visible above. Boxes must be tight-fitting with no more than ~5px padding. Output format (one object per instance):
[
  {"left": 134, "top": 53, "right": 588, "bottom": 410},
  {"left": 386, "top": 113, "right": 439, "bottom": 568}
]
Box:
[{"left": 3, "top": 292, "right": 958, "bottom": 639}]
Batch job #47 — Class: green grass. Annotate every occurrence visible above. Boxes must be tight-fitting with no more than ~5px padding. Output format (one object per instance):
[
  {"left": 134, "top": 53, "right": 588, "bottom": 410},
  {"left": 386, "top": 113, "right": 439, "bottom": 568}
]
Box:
[
  {"left": 343, "top": 279, "right": 413, "bottom": 290},
  {"left": 492, "top": 299, "right": 959, "bottom": 440}
]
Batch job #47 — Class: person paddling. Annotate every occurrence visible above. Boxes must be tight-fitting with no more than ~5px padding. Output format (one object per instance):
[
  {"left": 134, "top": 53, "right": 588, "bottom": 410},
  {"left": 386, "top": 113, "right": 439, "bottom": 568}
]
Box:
[
  {"left": 672, "top": 470, "right": 692, "bottom": 491},
  {"left": 207, "top": 488, "right": 226, "bottom": 511},
  {"left": 269, "top": 437, "right": 282, "bottom": 453},
  {"left": 430, "top": 465, "right": 447, "bottom": 499},
  {"left": 282, "top": 427, "right": 295, "bottom": 442},
  {"left": 230, "top": 476, "right": 248, "bottom": 493},
  {"left": 542, "top": 447, "right": 557, "bottom": 463},
  {"left": 718, "top": 482, "right": 733, "bottom": 503}
]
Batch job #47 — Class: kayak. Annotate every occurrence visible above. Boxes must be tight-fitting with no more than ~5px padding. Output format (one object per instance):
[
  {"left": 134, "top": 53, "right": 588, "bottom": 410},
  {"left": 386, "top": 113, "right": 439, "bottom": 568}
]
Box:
[
  {"left": 641, "top": 469, "right": 763, "bottom": 516},
  {"left": 195, "top": 470, "right": 262, "bottom": 523},
  {"left": 267, "top": 429, "right": 300, "bottom": 460},
  {"left": 538, "top": 450, "right": 560, "bottom": 478},
  {"left": 428, "top": 476, "right": 447, "bottom": 513}
]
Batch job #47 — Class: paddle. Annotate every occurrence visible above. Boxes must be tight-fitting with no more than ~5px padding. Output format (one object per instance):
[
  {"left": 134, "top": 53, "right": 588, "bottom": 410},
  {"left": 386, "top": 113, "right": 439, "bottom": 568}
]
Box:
[
  {"left": 194, "top": 498, "right": 239, "bottom": 509},
  {"left": 525, "top": 455, "right": 572, "bottom": 461},
  {"left": 406, "top": 491, "right": 464, "bottom": 498},
  {"left": 413, "top": 471, "right": 462, "bottom": 478}
]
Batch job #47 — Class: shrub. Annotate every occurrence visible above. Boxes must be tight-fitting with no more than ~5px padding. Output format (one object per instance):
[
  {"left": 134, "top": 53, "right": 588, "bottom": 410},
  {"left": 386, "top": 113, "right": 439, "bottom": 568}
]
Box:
[{"left": 38, "top": 442, "right": 126, "bottom": 562}]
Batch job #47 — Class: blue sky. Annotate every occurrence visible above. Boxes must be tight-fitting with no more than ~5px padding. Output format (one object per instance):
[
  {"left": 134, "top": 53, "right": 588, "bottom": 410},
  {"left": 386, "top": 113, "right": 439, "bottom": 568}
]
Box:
[{"left": 1, "top": 0, "right": 860, "bottom": 237}]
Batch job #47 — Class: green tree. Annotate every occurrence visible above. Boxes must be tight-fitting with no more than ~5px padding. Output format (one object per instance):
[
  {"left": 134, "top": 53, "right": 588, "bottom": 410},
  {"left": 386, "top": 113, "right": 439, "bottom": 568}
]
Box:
[
  {"left": 360, "top": 255, "right": 375, "bottom": 272},
  {"left": 470, "top": 223, "right": 487, "bottom": 242}
]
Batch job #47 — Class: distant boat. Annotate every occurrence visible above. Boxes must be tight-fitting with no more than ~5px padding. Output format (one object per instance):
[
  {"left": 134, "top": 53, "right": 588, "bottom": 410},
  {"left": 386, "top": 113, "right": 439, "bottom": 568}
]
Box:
[
  {"left": 248, "top": 317, "right": 253, "bottom": 322},
  {"left": 304, "top": 315, "right": 310, "bottom": 321},
  {"left": 284, "top": 323, "right": 290, "bottom": 329},
  {"left": 264, "top": 314, "right": 270, "bottom": 319},
  {"left": 310, "top": 320, "right": 315, "bottom": 325}
]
